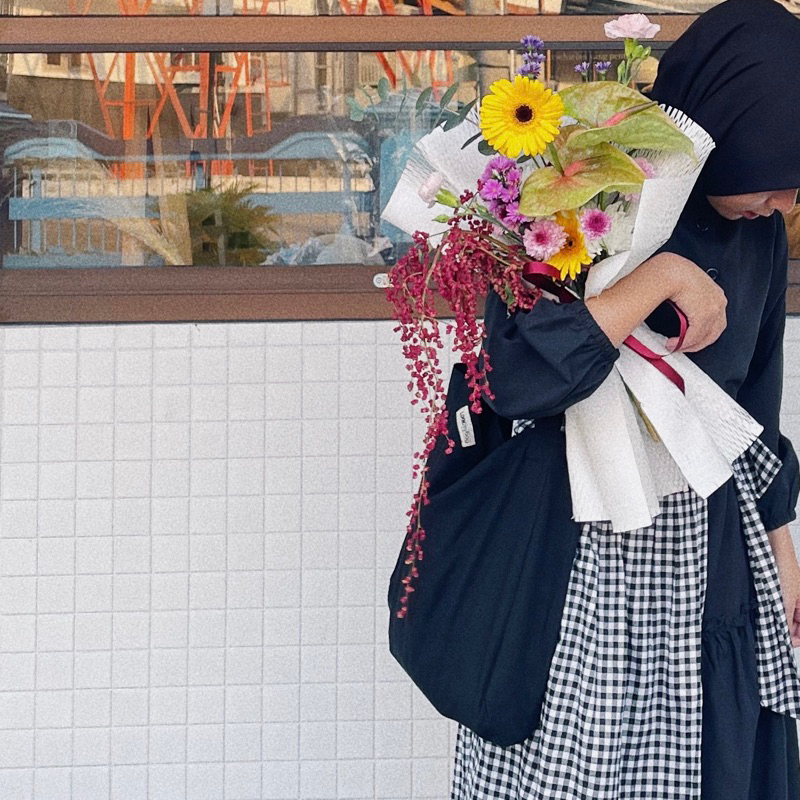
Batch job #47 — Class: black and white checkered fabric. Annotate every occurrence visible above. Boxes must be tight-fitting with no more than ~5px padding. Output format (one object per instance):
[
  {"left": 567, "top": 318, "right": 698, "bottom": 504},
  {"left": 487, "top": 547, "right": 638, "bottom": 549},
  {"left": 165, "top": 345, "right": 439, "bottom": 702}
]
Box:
[{"left": 451, "top": 435, "right": 800, "bottom": 800}]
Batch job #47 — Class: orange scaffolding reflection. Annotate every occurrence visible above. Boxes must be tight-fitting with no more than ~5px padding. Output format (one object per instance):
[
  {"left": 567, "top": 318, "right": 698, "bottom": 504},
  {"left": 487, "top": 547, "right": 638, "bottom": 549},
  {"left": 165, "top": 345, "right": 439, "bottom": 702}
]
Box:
[
  {"left": 338, "top": 0, "right": 456, "bottom": 98},
  {"left": 73, "top": 0, "right": 291, "bottom": 144}
]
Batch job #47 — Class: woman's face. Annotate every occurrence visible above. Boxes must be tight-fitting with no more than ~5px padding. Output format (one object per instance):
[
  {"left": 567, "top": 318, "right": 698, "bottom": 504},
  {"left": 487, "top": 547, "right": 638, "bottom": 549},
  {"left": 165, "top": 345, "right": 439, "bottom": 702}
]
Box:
[{"left": 706, "top": 188, "right": 798, "bottom": 221}]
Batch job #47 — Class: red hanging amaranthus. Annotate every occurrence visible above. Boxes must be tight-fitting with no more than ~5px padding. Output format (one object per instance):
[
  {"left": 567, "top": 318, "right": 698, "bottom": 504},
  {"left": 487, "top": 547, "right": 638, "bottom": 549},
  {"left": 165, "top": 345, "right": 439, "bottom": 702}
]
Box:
[{"left": 386, "top": 193, "right": 542, "bottom": 618}]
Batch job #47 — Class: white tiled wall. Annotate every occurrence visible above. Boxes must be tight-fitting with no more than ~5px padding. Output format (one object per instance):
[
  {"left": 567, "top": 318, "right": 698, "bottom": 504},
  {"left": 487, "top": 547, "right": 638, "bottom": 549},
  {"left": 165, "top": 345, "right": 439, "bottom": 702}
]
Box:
[{"left": 0, "top": 317, "right": 799, "bottom": 800}]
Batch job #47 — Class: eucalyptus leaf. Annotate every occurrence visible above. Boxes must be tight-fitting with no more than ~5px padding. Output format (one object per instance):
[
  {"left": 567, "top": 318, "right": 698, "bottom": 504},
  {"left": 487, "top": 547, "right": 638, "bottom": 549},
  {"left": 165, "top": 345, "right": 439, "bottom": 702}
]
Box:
[
  {"left": 415, "top": 86, "right": 433, "bottom": 112},
  {"left": 478, "top": 139, "right": 498, "bottom": 156},
  {"left": 518, "top": 142, "right": 646, "bottom": 217},
  {"left": 438, "top": 83, "right": 459, "bottom": 110},
  {"left": 460, "top": 131, "right": 483, "bottom": 150},
  {"left": 443, "top": 112, "right": 466, "bottom": 131},
  {"left": 456, "top": 99, "right": 477, "bottom": 121}
]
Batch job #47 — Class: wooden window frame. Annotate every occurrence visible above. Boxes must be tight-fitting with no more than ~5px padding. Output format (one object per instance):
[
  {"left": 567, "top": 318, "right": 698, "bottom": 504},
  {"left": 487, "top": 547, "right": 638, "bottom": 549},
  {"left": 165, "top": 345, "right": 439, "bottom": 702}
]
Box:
[{"left": 1, "top": 13, "right": 797, "bottom": 321}]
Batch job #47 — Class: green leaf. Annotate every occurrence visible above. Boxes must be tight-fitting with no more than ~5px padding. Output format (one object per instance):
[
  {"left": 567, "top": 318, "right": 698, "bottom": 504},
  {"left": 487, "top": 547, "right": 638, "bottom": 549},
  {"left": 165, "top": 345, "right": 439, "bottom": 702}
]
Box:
[
  {"left": 377, "top": 77, "right": 390, "bottom": 102},
  {"left": 435, "top": 188, "right": 461, "bottom": 208},
  {"left": 415, "top": 86, "right": 433, "bottom": 112},
  {"left": 456, "top": 98, "right": 477, "bottom": 121},
  {"left": 558, "top": 82, "right": 696, "bottom": 159},
  {"left": 438, "top": 83, "right": 459, "bottom": 110},
  {"left": 518, "top": 142, "right": 646, "bottom": 217},
  {"left": 624, "top": 38, "right": 636, "bottom": 58},
  {"left": 460, "top": 131, "right": 483, "bottom": 150},
  {"left": 442, "top": 112, "right": 463, "bottom": 131},
  {"left": 433, "top": 214, "right": 451, "bottom": 223},
  {"left": 478, "top": 139, "right": 498, "bottom": 156}
]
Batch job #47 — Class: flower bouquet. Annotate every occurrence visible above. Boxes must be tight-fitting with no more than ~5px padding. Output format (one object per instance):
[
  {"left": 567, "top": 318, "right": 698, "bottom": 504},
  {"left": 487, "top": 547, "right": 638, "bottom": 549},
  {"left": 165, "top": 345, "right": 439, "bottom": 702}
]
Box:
[{"left": 382, "top": 16, "right": 767, "bottom": 618}]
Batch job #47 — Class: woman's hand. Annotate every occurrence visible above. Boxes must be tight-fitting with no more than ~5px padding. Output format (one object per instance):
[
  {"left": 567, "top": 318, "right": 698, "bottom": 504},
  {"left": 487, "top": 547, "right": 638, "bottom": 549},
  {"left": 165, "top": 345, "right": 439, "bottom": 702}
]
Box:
[
  {"left": 584, "top": 252, "right": 727, "bottom": 351},
  {"left": 767, "top": 525, "right": 800, "bottom": 648},
  {"left": 652, "top": 253, "right": 728, "bottom": 353}
]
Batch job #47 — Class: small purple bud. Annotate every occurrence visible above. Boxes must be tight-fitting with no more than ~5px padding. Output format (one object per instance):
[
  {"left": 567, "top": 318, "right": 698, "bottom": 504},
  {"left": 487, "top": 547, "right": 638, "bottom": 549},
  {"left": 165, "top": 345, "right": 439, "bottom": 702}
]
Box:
[
  {"left": 516, "top": 62, "right": 540, "bottom": 78},
  {"left": 520, "top": 34, "right": 544, "bottom": 51},
  {"left": 574, "top": 61, "right": 590, "bottom": 75}
]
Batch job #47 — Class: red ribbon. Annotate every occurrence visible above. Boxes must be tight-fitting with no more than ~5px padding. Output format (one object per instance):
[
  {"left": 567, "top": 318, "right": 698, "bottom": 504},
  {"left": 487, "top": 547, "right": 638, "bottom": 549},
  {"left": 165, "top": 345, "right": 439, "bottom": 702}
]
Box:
[{"left": 521, "top": 262, "right": 689, "bottom": 395}]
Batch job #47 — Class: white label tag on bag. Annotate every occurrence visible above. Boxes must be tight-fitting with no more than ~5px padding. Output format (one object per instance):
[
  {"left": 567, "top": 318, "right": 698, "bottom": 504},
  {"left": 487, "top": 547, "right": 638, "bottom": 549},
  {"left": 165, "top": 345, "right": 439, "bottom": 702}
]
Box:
[{"left": 455, "top": 405, "right": 476, "bottom": 448}]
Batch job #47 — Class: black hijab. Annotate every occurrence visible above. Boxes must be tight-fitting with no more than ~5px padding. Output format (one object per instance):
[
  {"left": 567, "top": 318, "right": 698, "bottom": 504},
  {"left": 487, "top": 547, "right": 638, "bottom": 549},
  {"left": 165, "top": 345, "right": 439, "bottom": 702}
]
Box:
[{"left": 646, "top": 0, "right": 800, "bottom": 196}]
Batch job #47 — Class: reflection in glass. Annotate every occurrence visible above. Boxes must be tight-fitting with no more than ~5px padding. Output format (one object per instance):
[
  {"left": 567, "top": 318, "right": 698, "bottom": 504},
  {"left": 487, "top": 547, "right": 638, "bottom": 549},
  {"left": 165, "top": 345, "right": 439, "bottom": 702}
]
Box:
[
  {"left": 2, "top": 0, "right": 732, "bottom": 15},
  {"left": 0, "top": 48, "right": 664, "bottom": 268}
]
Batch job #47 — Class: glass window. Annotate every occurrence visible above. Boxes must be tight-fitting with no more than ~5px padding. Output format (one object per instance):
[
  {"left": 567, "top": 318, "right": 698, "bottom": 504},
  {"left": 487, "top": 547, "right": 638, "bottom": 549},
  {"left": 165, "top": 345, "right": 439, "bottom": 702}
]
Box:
[
  {"left": 0, "top": 0, "right": 728, "bottom": 15},
  {"left": 0, "top": 47, "right": 671, "bottom": 270}
]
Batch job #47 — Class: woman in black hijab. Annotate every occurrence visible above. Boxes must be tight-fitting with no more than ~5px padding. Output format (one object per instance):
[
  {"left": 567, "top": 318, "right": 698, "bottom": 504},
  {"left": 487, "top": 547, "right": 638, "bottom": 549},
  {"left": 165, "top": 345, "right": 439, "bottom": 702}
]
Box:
[{"left": 450, "top": 1, "right": 800, "bottom": 797}]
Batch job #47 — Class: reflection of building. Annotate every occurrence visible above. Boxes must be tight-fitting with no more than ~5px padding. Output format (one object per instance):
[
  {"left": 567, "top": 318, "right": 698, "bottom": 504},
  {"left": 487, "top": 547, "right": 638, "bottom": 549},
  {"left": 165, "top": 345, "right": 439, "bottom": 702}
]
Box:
[
  {"left": 0, "top": 43, "right": 478, "bottom": 267},
  {"left": 3, "top": 117, "right": 378, "bottom": 268}
]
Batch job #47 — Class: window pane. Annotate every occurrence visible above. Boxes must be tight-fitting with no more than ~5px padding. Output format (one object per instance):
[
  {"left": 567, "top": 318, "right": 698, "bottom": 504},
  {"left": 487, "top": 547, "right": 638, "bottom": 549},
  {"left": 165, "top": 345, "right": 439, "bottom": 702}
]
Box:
[
  {"left": 0, "top": 47, "right": 666, "bottom": 269},
  {"left": 1, "top": 0, "right": 720, "bottom": 15}
]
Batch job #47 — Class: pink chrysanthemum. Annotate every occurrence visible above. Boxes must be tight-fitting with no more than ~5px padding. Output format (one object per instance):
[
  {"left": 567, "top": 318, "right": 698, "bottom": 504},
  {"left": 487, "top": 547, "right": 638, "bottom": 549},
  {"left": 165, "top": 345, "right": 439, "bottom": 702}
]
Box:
[
  {"left": 522, "top": 218, "right": 567, "bottom": 260},
  {"left": 579, "top": 208, "right": 613, "bottom": 240}
]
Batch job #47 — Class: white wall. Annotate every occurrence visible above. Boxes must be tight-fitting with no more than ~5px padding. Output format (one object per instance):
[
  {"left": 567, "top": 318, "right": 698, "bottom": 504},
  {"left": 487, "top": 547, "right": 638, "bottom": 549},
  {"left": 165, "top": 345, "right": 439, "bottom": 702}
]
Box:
[{"left": 0, "top": 317, "right": 799, "bottom": 800}]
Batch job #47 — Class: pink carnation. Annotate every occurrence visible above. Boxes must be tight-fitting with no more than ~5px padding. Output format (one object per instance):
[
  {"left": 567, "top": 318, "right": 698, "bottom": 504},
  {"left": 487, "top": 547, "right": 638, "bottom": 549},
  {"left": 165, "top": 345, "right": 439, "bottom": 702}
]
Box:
[
  {"left": 417, "top": 171, "right": 446, "bottom": 207},
  {"left": 579, "top": 208, "right": 613, "bottom": 240},
  {"left": 523, "top": 219, "right": 567, "bottom": 261},
  {"left": 604, "top": 13, "right": 660, "bottom": 40}
]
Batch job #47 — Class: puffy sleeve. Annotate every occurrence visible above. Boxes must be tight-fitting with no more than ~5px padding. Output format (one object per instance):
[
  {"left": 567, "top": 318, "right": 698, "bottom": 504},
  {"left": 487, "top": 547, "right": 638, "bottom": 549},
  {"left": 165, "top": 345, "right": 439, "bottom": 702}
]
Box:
[
  {"left": 482, "top": 289, "right": 620, "bottom": 420},
  {"left": 735, "top": 232, "right": 800, "bottom": 531}
]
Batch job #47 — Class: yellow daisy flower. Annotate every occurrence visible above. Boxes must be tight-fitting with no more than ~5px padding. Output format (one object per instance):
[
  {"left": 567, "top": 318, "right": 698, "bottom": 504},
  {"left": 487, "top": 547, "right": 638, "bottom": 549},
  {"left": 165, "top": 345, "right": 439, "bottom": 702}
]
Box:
[
  {"left": 546, "top": 210, "right": 593, "bottom": 281},
  {"left": 479, "top": 75, "right": 564, "bottom": 159}
]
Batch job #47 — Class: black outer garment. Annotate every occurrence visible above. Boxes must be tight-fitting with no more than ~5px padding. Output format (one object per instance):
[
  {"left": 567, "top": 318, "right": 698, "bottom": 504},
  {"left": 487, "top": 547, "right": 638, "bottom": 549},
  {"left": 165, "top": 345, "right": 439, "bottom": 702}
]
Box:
[
  {"left": 643, "top": 0, "right": 800, "bottom": 197},
  {"left": 483, "top": 182, "right": 800, "bottom": 533},
  {"left": 479, "top": 187, "right": 800, "bottom": 793}
]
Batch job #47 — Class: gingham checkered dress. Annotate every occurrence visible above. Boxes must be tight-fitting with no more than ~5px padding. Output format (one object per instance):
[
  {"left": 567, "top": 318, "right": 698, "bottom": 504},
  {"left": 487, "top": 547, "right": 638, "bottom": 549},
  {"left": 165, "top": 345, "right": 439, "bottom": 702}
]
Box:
[{"left": 450, "top": 427, "right": 800, "bottom": 800}]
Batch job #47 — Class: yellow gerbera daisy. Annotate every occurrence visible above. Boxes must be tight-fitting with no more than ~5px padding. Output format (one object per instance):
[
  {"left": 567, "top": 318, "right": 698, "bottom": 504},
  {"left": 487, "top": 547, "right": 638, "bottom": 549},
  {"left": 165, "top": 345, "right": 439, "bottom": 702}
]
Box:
[
  {"left": 546, "top": 210, "right": 593, "bottom": 281},
  {"left": 479, "top": 75, "right": 564, "bottom": 159}
]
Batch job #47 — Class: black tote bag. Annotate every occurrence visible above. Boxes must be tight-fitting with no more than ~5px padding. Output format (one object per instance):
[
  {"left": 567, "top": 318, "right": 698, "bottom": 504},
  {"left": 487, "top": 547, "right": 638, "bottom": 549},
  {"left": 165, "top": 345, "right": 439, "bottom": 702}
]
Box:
[{"left": 387, "top": 363, "right": 582, "bottom": 747}]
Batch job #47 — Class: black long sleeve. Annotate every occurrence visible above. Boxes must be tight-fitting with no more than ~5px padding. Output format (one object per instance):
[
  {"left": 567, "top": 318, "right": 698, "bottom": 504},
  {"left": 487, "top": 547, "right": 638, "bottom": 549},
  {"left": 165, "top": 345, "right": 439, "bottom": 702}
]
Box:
[
  {"left": 734, "top": 235, "right": 800, "bottom": 531},
  {"left": 482, "top": 289, "right": 620, "bottom": 420}
]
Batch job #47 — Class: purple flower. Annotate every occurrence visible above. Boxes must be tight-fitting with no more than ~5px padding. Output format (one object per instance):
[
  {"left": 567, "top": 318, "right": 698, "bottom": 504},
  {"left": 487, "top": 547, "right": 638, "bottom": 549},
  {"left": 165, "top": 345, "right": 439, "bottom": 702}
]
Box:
[
  {"left": 574, "top": 61, "right": 590, "bottom": 75},
  {"left": 520, "top": 35, "right": 544, "bottom": 51},
  {"left": 522, "top": 219, "right": 567, "bottom": 260},
  {"left": 502, "top": 201, "right": 529, "bottom": 227},
  {"left": 486, "top": 197, "right": 506, "bottom": 218},
  {"left": 506, "top": 167, "right": 522, "bottom": 185},
  {"left": 498, "top": 183, "right": 519, "bottom": 204},
  {"left": 594, "top": 60, "right": 612, "bottom": 74},
  {"left": 516, "top": 61, "right": 541, "bottom": 78},
  {"left": 478, "top": 178, "right": 504, "bottom": 202},
  {"left": 487, "top": 155, "right": 517, "bottom": 176}
]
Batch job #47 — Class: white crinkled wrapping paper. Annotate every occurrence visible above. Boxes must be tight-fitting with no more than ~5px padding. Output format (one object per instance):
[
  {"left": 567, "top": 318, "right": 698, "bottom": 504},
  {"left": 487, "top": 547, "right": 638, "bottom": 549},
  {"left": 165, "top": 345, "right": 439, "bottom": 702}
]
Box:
[{"left": 566, "top": 115, "right": 764, "bottom": 532}]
